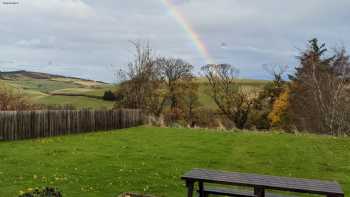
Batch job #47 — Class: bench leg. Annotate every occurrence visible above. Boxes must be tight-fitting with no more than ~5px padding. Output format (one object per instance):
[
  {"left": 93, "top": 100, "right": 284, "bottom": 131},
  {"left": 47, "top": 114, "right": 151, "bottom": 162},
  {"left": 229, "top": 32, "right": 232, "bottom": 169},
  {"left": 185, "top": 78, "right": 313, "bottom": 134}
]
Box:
[
  {"left": 254, "top": 187, "right": 265, "bottom": 197},
  {"left": 327, "top": 194, "right": 344, "bottom": 197},
  {"left": 198, "top": 181, "right": 204, "bottom": 197},
  {"left": 186, "top": 180, "right": 194, "bottom": 197}
]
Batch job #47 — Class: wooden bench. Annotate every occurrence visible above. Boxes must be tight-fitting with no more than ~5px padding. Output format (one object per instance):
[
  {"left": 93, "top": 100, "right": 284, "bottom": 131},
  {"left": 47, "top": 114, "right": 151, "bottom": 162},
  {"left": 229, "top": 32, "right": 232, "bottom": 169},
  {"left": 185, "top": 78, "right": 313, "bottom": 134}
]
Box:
[{"left": 181, "top": 169, "right": 344, "bottom": 197}]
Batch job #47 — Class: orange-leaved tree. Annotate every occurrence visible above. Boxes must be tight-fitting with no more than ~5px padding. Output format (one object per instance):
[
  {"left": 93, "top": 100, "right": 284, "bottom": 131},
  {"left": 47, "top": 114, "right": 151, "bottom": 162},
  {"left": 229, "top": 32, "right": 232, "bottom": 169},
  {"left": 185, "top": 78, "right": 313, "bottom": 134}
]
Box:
[{"left": 268, "top": 88, "right": 291, "bottom": 130}]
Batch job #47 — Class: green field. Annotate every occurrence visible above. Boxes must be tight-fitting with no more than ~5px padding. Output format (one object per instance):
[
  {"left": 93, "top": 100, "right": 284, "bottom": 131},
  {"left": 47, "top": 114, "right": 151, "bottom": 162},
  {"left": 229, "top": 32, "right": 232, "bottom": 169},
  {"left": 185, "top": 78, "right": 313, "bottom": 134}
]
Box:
[
  {"left": 7, "top": 79, "right": 82, "bottom": 94},
  {"left": 196, "top": 78, "right": 268, "bottom": 108},
  {"left": 0, "top": 127, "right": 349, "bottom": 197},
  {"left": 29, "top": 84, "right": 115, "bottom": 109},
  {"left": 36, "top": 95, "right": 114, "bottom": 109},
  {"left": 51, "top": 87, "right": 112, "bottom": 97},
  {"left": 0, "top": 71, "right": 116, "bottom": 109}
]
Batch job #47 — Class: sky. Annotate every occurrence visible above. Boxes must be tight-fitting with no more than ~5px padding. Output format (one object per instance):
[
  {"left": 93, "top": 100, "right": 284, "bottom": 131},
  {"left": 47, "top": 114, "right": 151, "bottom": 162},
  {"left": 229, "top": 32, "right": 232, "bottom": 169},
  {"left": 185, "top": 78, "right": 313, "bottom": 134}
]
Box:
[{"left": 0, "top": 0, "right": 349, "bottom": 82}]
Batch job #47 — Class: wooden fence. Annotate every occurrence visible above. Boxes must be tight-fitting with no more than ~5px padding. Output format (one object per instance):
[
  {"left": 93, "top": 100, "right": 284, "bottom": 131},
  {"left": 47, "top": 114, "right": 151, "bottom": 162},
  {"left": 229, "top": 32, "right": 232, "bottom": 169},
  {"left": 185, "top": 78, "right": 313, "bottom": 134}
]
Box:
[{"left": 0, "top": 109, "right": 143, "bottom": 141}]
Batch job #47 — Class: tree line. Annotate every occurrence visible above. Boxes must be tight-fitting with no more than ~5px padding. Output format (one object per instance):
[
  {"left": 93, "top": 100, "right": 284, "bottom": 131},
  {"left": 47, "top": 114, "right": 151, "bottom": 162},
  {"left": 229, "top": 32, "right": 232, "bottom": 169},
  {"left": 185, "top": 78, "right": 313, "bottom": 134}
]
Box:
[
  {"left": 114, "top": 39, "right": 350, "bottom": 136},
  {"left": 0, "top": 39, "right": 348, "bottom": 136}
]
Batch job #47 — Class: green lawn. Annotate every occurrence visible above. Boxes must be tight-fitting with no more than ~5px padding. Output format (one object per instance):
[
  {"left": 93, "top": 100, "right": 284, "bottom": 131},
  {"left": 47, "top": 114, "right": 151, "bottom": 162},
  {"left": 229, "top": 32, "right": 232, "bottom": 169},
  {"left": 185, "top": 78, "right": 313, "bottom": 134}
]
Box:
[{"left": 0, "top": 127, "right": 349, "bottom": 197}]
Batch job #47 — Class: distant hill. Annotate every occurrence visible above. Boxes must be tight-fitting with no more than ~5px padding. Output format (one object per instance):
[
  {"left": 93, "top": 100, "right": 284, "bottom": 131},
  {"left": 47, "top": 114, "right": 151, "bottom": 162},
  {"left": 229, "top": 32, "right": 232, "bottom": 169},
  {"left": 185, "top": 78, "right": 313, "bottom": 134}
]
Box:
[
  {"left": 0, "top": 70, "right": 115, "bottom": 109},
  {"left": 0, "top": 70, "right": 269, "bottom": 109},
  {"left": 0, "top": 70, "right": 107, "bottom": 85},
  {"left": 0, "top": 70, "right": 63, "bottom": 79}
]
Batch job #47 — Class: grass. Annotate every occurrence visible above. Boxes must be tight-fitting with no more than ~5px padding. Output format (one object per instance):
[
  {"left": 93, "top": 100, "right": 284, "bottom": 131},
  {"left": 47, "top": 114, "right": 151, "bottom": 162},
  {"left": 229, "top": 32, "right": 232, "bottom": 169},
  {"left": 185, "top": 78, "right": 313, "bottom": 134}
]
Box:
[
  {"left": 51, "top": 88, "right": 96, "bottom": 94},
  {"left": 195, "top": 77, "right": 269, "bottom": 87},
  {"left": 35, "top": 95, "right": 114, "bottom": 109},
  {"left": 83, "top": 86, "right": 114, "bottom": 97},
  {"left": 7, "top": 79, "right": 82, "bottom": 93},
  {"left": 51, "top": 86, "right": 114, "bottom": 97},
  {"left": 1, "top": 73, "right": 115, "bottom": 109},
  {"left": 197, "top": 78, "right": 268, "bottom": 108},
  {"left": 0, "top": 127, "right": 349, "bottom": 197}
]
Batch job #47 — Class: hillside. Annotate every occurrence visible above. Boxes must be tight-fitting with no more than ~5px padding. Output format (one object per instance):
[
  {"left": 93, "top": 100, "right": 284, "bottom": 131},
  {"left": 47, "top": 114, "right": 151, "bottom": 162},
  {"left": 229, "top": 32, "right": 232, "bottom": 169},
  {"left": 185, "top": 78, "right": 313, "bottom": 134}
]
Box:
[
  {"left": 0, "top": 70, "right": 115, "bottom": 109},
  {"left": 195, "top": 77, "right": 269, "bottom": 108},
  {"left": 0, "top": 70, "right": 270, "bottom": 109}
]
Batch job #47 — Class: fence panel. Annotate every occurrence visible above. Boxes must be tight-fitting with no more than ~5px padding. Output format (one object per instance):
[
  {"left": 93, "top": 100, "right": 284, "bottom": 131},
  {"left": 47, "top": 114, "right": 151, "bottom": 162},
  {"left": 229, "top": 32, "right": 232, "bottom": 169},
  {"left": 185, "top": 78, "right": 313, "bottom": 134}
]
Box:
[{"left": 0, "top": 109, "right": 143, "bottom": 141}]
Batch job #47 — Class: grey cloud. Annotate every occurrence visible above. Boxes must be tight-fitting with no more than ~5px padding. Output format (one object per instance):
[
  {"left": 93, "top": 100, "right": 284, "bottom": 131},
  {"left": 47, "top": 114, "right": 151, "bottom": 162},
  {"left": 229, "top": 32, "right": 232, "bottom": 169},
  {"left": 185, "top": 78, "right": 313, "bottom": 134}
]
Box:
[{"left": 0, "top": 0, "right": 349, "bottom": 82}]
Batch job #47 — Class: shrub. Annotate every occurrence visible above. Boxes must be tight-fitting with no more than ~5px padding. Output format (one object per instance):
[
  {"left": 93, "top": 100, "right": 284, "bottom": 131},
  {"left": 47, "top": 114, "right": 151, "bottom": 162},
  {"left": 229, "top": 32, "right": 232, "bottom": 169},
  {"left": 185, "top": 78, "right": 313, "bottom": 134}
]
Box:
[
  {"left": 102, "top": 90, "right": 116, "bottom": 101},
  {"left": 268, "top": 88, "right": 291, "bottom": 130},
  {"left": 163, "top": 107, "right": 185, "bottom": 126},
  {"left": 249, "top": 110, "right": 271, "bottom": 130},
  {"left": 0, "top": 82, "right": 33, "bottom": 110},
  {"left": 195, "top": 108, "right": 225, "bottom": 128},
  {"left": 18, "top": 187, "right": 62, "bottom": 197}
]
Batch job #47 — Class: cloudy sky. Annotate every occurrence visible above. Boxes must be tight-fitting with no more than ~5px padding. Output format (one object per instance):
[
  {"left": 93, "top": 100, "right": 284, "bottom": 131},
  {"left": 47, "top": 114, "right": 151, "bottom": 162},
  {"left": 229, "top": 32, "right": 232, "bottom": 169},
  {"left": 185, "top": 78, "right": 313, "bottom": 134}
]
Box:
[{"left": 0, "top": 0, "right": 349, "bottom": 82}]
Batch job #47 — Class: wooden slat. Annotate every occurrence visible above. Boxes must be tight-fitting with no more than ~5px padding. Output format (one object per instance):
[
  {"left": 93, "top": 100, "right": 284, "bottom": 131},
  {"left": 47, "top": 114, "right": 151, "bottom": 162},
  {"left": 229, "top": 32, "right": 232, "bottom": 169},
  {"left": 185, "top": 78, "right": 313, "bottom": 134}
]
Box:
[
  {"left": 182, "top": 169, "right": 344, "bottom": 196},
  {"left": 0, "top": 109, "right": 143, "bottom": 141},
  {"left": 203, "top": 188, "right": 296, "bottom": 197},
  {"left": 202, "top": 188, "right": 255, "bottom": 197}
]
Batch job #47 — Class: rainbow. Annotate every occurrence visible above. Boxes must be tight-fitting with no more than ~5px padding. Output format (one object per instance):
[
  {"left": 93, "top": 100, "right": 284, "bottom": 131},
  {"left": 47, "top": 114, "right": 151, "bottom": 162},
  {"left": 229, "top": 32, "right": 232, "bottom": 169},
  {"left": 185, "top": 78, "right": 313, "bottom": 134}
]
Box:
[{"left": 160, "top": 0, "right": 214, "bottom": 64}]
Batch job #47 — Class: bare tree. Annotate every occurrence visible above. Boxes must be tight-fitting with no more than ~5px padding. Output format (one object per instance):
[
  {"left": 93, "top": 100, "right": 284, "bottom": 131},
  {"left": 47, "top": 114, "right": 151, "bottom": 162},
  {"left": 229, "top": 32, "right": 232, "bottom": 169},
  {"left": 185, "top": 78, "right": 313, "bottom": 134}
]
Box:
[
  {"left": 115, "top": 41, "right": 165, "bottom": 116},
  {"left": 263, "top": 64, "right": 288, "bottom": 84},
  {"left": 201, "top": 64, "right": 254, "bottom": 129},
  {"left": 289, "top": 39, "right": 350, "bottom": 135},
  {"left": 179, "top": 80, "right": 201, "bottom": 127},
  {"left": 116, "top": 42, "right": 196, "bottom": 120},
  {"left": 156, "top": 57, "right": 193, "bottom": 111},
  {"left": 260, "top": 64, "right": 288, "bottom": 105}
]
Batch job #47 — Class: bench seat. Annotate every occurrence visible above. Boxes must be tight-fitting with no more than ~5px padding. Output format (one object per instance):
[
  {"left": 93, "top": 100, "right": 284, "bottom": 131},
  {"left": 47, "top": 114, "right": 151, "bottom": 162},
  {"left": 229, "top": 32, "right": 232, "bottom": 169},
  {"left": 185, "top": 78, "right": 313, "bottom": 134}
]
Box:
[{"left": 183, "top": 169, "right": 344, "bottom": 197}]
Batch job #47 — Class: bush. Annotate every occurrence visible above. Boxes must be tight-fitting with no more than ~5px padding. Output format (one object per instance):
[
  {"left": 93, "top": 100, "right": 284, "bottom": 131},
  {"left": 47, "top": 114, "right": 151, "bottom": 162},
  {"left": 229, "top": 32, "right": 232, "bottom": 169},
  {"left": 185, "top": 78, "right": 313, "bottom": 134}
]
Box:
[
  {"left": 249, "top": 111, "right": 271, "bottom": 130},
  {"left": 18, "top": 187, "right": 62, "bottom": 197},
  {"left": 163, "top": 107, "right": 185, "bottom": 126},
  {"left": 102, "top": 90, "right": 116, "bottom": 101},
  {"left": 195, "top": 108, "right": 225, "bottom": 129},
  {"left": 0, "top": 82, "right": 34, "bottom": 110},
  {"left": 268, "top": 89, "right": 291, "bottom": 130}
]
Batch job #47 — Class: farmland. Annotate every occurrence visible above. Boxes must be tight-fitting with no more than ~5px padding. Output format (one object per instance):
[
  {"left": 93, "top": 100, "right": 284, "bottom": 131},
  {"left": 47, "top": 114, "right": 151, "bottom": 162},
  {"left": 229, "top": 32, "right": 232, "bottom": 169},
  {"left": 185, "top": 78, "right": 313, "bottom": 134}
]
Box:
[
  {"left": 0, "top": 71, "right": 269, "bottom": 109},
  {"left": 195, "top": 77, "right": 268, "bottom": 109},
  {"left": 0, "top": 71, "right": 115, "bottom": 109}
]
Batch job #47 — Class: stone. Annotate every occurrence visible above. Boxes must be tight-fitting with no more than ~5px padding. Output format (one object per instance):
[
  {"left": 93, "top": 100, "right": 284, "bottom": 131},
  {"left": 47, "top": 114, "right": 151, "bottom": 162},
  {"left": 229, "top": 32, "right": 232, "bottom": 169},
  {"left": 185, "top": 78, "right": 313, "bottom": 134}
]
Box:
[{"left": 118, "top": 192, "right": 158, "bottom": 197}]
